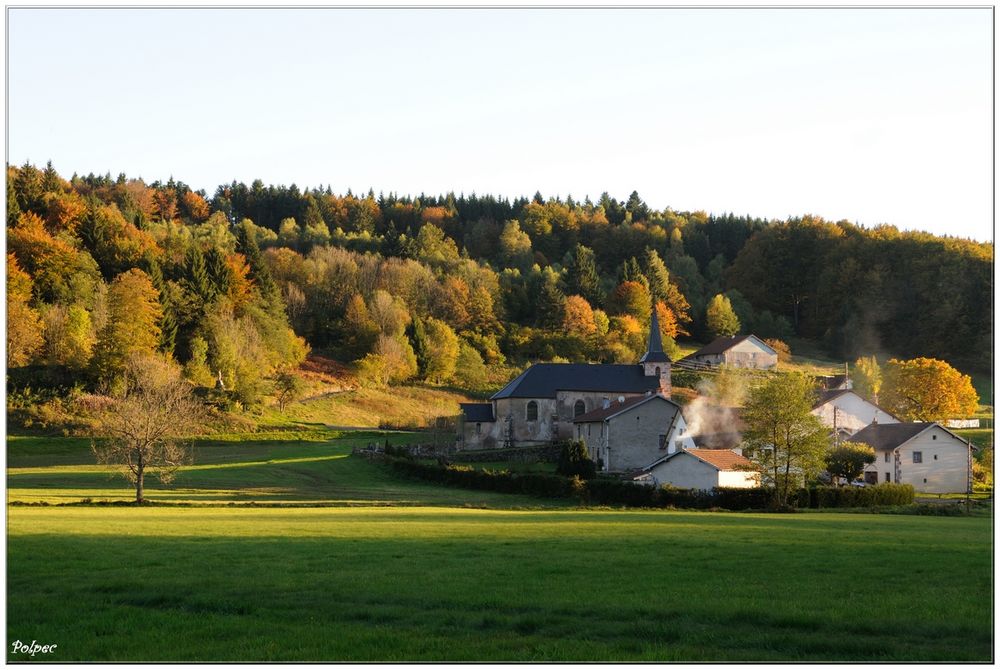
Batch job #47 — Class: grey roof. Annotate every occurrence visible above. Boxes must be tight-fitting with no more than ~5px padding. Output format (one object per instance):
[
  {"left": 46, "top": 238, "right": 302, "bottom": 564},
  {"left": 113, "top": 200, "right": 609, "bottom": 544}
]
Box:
[
  {"left": 639, "top": 306, "right": 671, "bottom": 364},
  {"left": 459, "top": 403, "right": 495, "bottom": 422},
  {"left": 491, "top": 363, "right": 660, "bottom": 400},
  {"left": 687, "top": 334, "right": 775, "bottom": 358},
  {"left": 573, "top": 393, "right": 679, "bottom": 423},
  {"left": 816, "top": 374, "right": 850, "bottom": 390},
  {"left": 851, "top": 422, "right": 977, "bottom": 452},
  {"left": 849, "top": 423, "right": 936, "bottom": 451}
]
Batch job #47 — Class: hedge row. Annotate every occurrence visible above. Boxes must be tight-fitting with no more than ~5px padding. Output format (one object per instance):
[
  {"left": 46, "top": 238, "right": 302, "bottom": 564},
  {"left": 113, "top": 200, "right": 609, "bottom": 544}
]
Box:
[
  {"left": 383, "top": 457, "right": 915, "bottom": 510},
  {"left": 795, "top": 483, "right": 915, "bottom": 508},
  {"left": 386, "top": 458, "right": 578, "bottom": 498}
]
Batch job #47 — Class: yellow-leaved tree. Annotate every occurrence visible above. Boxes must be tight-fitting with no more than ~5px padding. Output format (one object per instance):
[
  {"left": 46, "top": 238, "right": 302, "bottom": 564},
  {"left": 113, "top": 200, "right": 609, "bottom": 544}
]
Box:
[{"left": 881, "top": 357, "right": 979, "bottom": 422}]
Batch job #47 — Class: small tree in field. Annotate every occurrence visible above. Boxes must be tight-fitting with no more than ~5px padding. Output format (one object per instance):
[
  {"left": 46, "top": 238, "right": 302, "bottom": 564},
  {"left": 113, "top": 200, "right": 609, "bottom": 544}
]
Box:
[
  {"left": 273, "top": 368, "right": 305, "bottom": 412},
  {"left": 556, "top": 440, "right": 597, "bottom": 479},
  {"left": 825, "top": 441, "right": 875, "bottom": 485},
  {"left": 92, "top": 354, "right": 205, "bottom": 504}
]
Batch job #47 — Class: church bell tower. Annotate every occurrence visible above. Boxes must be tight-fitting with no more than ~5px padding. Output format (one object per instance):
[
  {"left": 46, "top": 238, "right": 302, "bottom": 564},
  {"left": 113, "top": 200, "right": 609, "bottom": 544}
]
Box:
[{"left": 639, "top": 303, "right": 672, "bottom": 397}]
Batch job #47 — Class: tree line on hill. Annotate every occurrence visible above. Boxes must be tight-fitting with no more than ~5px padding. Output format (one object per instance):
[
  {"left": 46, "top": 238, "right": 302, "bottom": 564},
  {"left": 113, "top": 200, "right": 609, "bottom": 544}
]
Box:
[{"left": 6, "top": 162, "right": 991, "bottom": 414}]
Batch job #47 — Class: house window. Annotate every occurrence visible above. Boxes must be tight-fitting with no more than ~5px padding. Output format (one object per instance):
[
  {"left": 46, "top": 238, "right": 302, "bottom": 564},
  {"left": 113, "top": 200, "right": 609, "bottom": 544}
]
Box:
[
  {"left": 574, "top": 400, "right": 586, "bottom": 417},
  {"left": 475, "top": 423, "right": 482, "bottom": 436},
  {"left": 885, "top": 472, "right": 890, "bottom": 483},
  {"left": 913, "top": 451, "right": 922, "bottom": 464},
  {"left": 526, "top": 401, "right": 538, "bottom": 422},
  {"left": 655, "top": 366, "right": 661, "bottom": 376},
  {"left": 932, "top": 435, "right": 937, "bottom": 440},
  {"left": 934, "top": 454, "right": 938, "bottom": 460},
  {"left": 884, "top": 452, "right": 889, "bottom": 463}
]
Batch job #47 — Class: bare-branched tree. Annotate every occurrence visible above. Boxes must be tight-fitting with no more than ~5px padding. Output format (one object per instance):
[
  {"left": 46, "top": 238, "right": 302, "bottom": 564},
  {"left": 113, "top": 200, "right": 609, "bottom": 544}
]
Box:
[{"left": 92, "top": 353, "right": 206, "bottom": 504}]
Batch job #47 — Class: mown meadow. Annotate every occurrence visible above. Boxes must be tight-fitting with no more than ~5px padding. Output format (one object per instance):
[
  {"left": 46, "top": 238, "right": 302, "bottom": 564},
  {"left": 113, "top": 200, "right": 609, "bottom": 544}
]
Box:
[{"left": 6, "top": 430, "right": 994, "bottom": 662}]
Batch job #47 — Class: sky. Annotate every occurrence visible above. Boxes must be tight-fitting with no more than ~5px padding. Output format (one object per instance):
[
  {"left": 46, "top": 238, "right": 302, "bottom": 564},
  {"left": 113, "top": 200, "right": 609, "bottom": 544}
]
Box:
[{"left": 7, "top": 7, "right": 993, "bottom": 241}]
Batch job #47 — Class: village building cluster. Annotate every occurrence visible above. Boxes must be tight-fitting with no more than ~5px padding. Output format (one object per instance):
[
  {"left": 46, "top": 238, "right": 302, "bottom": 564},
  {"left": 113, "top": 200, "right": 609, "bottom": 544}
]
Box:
[{"left": 458, "top": 311, "right": 975, "bottom": 494}]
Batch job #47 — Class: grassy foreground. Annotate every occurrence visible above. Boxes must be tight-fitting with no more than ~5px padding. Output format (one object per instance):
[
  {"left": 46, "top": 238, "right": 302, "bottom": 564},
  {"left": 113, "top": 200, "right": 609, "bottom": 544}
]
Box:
[{"left": 7, "top": 506, "right": 992, "bottom": 662}]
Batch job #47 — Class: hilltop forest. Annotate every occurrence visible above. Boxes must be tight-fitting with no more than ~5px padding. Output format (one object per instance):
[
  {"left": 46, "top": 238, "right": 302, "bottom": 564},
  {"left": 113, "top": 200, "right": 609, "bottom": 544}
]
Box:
[{"left": 6, "top": 162, "right": 992, "bottom": 412}]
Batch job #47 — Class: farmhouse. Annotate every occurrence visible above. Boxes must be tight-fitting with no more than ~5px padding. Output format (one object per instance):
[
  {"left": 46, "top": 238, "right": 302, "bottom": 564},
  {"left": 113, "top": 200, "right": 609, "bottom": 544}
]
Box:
[
  {"left": 458, "top": 309, "right": 672, "bottom": 449},
  {"left": 850, "top": 422, "right": 974, "bottom": 493},
  {"left": 677, "top": 334, "right": 777, "bottom": 370},
  {"left": 642, "top": 448, "right": 759, "bottom": 490},
  {"left": 811, "top": 389, "right": 899, "bottom": 438},
  {"left": 572, "top": 394, "right": 694, "bottom": 472}
]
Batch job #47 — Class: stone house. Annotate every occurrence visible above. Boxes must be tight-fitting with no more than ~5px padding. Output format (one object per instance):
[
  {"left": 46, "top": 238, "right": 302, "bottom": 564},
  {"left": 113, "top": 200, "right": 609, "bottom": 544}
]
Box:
[
  {"left": 679, "top": 334, "right": 778, "bottom": 370},
  {"left": 850, "top": 422, "right": 975, "bottom": 493},
  {"left": 811, "top": 389, "right": 899, "bottom": 439},
  {"left": 642, "top": 448, "right": 760, "bottom": 490},
  {"left": 572, "top": 394, "right": 694, "bottom": 472},
  {"left": 458, "top": 308, "right": 672, "bottom": 449}
]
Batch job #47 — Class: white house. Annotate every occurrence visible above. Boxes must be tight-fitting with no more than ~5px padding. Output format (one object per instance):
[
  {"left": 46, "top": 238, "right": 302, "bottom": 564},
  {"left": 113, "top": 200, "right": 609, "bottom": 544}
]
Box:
[
  {"left": 811, "top": 389, "right": 899, "bottom": 438},
  {"left": 642, "top": 448, "right": 760, "bottom": 490},
  {"left": 850, "top": 422, "right": 974, "bottom": 493},
  {"left": 573, "top": 394, "right": 694, "bottom": 472},
  {"left": 678, "top": 335, "right": 777, "bottom": 370}
]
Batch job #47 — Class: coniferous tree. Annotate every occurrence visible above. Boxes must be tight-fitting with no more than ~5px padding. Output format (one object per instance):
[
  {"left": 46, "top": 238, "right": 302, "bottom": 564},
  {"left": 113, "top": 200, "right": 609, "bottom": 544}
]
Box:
[{"left": 563, "top": 244, "right": 602, "bottom": 305}]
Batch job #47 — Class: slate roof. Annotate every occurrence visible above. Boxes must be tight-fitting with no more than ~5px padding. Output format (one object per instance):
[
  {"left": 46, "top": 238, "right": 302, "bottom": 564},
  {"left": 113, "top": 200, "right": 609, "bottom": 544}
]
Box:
[
  {"left": 816, "top": 374, "right": 850, "bottom": 390},
  {"left": 572, "top": 394, "right": 679, "bottom": 423},
  {"left": 638, "top": 305, "right": 671, "bottom": 364},
  {"left": 686, "top": 335, "right": 773, "bottom": 358},
  {"left": 692, "top": 432, "right": 744, "bottom": 450},
  {"left": 849, "top": 422, "right": 936, "bottom": 451},
  {"left": 490, "top": 364, "right": 660, "bottom": 400},
  {"left": 459, "top": 403, "right": 495, "bottom": 422}
]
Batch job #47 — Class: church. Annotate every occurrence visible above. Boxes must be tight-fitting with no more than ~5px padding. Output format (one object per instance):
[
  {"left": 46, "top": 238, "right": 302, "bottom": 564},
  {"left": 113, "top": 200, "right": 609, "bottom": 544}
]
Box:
[{"left": 458, "top": 308, "right": 680, "bottom": 450}]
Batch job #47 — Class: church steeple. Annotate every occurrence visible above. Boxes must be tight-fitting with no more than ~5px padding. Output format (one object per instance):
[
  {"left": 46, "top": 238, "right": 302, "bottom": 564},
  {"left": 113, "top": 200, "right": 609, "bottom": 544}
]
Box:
[
  {"left": 640, "top": 301, "right": 672, "bottom": 397},
  {"left": 639, "top": 303, "right": 671, "bottom": 364}
]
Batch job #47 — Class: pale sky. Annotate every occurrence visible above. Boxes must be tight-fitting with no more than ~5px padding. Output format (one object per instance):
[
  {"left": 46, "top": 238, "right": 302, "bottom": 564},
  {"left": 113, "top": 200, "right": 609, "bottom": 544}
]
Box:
[{"left": 7, "top": 7, "right": 993, "bottom": 241}]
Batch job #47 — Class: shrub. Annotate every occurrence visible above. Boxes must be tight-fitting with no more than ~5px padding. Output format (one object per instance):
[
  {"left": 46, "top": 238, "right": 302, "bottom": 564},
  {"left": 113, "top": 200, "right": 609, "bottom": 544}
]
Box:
[{"left": 555, "top": 440, "right": 597, "bottom": 480}]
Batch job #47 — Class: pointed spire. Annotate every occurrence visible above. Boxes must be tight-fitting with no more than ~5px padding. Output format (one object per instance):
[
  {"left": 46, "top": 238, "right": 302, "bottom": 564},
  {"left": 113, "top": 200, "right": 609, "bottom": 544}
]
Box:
[
  {"left": 647, "top": 302, "right": 664, "bottom": 355},
  {"left": 639, "top": 299, "right": 671, "bottom": 364}
]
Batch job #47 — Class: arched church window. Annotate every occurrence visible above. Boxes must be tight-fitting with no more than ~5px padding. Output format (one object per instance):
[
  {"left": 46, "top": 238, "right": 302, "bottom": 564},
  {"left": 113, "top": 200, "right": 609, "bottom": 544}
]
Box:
[
  {"left": 574, "top": 400, "right": 586, "bottom": 417},
  {"left": 655, "top": 366, "right": 661, "bottom": 376},
  {"left": 526, "top": 401, "right": 538, "bottom": 422}
]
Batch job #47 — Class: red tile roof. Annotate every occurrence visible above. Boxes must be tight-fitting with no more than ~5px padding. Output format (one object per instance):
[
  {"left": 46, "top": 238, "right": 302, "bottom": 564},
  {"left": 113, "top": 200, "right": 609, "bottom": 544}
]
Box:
[{"left": 688, "top": 448, "right": 755, "bottom": 471}]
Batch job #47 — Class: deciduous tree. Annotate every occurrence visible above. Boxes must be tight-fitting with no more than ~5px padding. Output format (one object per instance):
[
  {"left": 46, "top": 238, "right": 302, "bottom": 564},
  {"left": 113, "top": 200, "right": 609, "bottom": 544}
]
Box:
[
  {"left": 742, "top": 372, "right": 829, "bottom": 507},
  {"left": 881, "top": 357, "right": 979, "bottom": 421},
  {"left": 91, "top": 354, "right": 205, "bottom": 504},
  {"left": 706, "top": 293, "right": 740, "bottom": 338},
  {"left": 824, "top": 441, "right": 875, "bottom": 485}
]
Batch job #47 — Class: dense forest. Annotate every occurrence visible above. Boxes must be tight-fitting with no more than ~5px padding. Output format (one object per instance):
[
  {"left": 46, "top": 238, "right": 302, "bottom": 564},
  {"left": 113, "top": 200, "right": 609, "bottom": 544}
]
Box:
[{"left": 6, "top": 161, "right": 992, "bottom": 409}]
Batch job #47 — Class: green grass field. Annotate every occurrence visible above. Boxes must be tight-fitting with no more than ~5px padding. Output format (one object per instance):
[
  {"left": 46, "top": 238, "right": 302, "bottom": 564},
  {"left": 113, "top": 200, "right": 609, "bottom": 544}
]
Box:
[
  {"left": 7, "top": 430, "right": 994, "bottom": 662},
  {"left": 8, "top": 506, "right": 992, "bottom": 662},
  {"left": 6, "top": 431, "right": 564, "bottom": 508}
]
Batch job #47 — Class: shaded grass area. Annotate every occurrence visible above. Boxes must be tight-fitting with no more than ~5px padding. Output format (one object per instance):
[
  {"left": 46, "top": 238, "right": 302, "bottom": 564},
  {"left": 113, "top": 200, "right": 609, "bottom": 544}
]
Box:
[
  {"left": 7, "top": 431, "right": 564, "bottom": 508},
  {"left": 7, "top": 506, "right": 992, "bottom": 662}
]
